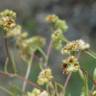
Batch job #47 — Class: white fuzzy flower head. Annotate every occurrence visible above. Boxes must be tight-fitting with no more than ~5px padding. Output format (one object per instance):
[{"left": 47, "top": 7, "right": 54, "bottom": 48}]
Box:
[
  {"left": 0, "top": 16, "right": 16, "bottom": 31},
  {"left": 61, "top": 39, "right": 90, "bottom": 54},
  {"left": 0, "top": 9, "right": 16, "bottom": 32},
  {"left": 0, "top": 9, "right": 16, "bottom": 18}
]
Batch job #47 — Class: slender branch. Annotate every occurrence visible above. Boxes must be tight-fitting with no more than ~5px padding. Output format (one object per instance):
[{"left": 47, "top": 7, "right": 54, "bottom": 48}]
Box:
[
  {"left": 10, "top": 50, "right": 17, "bottom": 74},
  {"left": 44, "top": 40, "right": 53, "bottom": 67},
  {"left": 22, "top": 53, "right": 34, "bottom": 92},
  {"left": 4, "top": 37, "right": 17, "bottom": 74},
  {"left": 54, "top": 80, "right": 64, "bottom": 89},
  {"left": 47, "top": 40, "right": 53, "bottom": 59},
  {"left": 4, "top": 57, "right": 9, "bottom": 72},
  {"left": 85, "top": 51, "right": 96, "bottom": 60},
  {"left": 0, "top": 71, "right": 43, "bottom": 91},
  {"left": 89, "top": 50, "right": 96, "bottom": 57},
  {"left": 84, "top": 73, "right": 89, "bottom": 96},
  {"left": 79, "top": 69, "right": 90, "bottom": 96},
  {"left": 63, "top": 72, "right": 72, "bottom": 95},
  {"left": 37, "top": 48, "right": 47, "bottom": 60}
]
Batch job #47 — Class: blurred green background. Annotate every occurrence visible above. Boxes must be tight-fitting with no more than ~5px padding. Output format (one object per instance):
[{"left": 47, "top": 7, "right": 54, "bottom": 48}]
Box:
[{"left": 0, "top": 0, "right": 96, "bottom": 96}]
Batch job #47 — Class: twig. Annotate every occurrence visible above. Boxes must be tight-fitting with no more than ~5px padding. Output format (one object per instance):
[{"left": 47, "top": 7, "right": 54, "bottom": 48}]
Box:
[{"left": 0, "top": 71, "right": 43, "bottom": 91}]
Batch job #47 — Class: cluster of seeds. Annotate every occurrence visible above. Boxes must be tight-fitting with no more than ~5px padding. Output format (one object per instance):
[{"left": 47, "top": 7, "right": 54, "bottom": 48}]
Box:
[
  {"left": 37, "top": 68, "right": 53, "bottom": 85},
  {"left": 62, "top": 56, "right": 80, "bottom": 74},
  {"left": 46, "top": 15, "right": 68, "bottom": 50}
]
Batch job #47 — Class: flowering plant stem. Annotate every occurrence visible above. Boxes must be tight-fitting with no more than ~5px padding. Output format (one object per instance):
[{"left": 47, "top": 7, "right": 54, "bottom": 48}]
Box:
[
  {"left": 63, "top": 72, "right": 72, "bottom": 96},
  {"left": 22, "top": 53, "right": 34, "bottom": 92},
  {"left": 79, "top": 69, "right": 89, "bottom": 96},
  {"left": 4, "top": 57, "right": 9, "bottom": 73},
  {"left": 84, "top": 73, "right": 89, "bottom": 96},
  {"left": 4, "top": 37, "right": 17, "bottom": 74},
  {"left": 85, "top": 51, "right": 96, "bottom": 60},
  {"left": 44, "top": 40, "right": 53, "bottom": 67}
]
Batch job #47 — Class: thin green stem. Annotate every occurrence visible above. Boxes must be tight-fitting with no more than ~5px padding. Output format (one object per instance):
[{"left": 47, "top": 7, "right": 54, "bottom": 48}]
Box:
[
  {"left": 9, "top": 50, "right": 17, "bottom": 74},
  {"left": 85, "top": 51, "right": 96, "bottom": 60},
  {"left": 22, "top": 53, "right": 34, "bottom": 92},
  {"left": 0, "top": 86, "right": 14, "bottom": 96},
  {"left": 63, "top": 73, "right": 72, "bottom": 96},
  {"left": 44, "top": 40, "right": 53, "bottom": 67},
  {"left": 38, "top": 58, "right": 44, "bottom": 70},
  {"left": 4, "top": 37, "right": 17, "bottom": 74},
  {"left": 4, "top": 57, "right": 9, "bottom": 73},
  {"left": 84, "top": 74, "right": 89, "bottom": 96},
  {"left": 38, "top": 48, "right": 46, "bottom": 60},
  {"left": 37, "top": 47, "right": 47, "bottom": 62},
  {"left": 46, "top": 83, "right": 50, "bottom": 95},
  {"left": 49, "top": 82, "right": 55, "bottom": 96},
  {"left": 54, "top": 82, "right": 60, "bottom": 96},
  {"left": 54, "top": 81, "right": 64, "bottom": 89},
  {"left": 89, "top": 49, "right": 96, "bottom": 57},
  {"left": 79, "top": 69, "right": 89, "bottom": 96}
]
